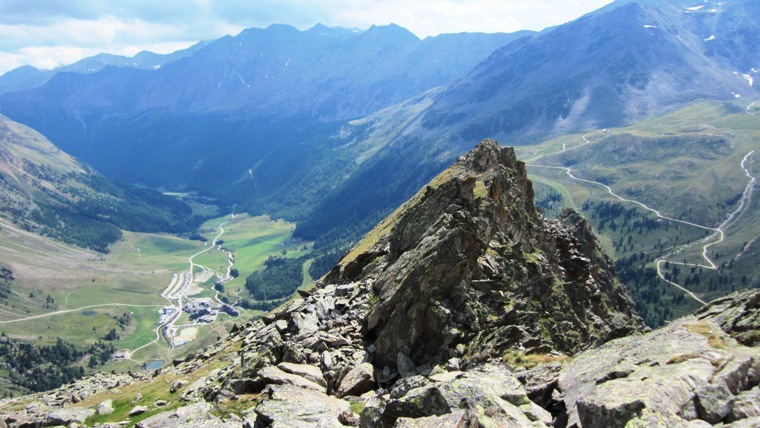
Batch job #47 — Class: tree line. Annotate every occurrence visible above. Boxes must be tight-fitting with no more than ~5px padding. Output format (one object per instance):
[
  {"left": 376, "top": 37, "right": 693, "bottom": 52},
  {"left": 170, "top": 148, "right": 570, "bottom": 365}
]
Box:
[
  {"left": 0, "top": 335, "right": 115, "bottom": 394},
  {"left": 245, "top": 256, "right": 306, "bottom": 301}
]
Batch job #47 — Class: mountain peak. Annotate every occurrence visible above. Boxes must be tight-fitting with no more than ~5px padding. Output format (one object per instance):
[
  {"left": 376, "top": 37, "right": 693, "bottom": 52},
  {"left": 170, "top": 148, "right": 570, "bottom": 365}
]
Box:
[
  {"left": 329, "top": 139, "right": 643, "bottom": 370},
  {"left": 362, "top": 23, "right": 420, "bottom": 43},
  {"left": 459, "top": 137, "right": 514, "bottom": 172},
  {"left": 263, "top": 23, "right": 300, "bottom": 33}
]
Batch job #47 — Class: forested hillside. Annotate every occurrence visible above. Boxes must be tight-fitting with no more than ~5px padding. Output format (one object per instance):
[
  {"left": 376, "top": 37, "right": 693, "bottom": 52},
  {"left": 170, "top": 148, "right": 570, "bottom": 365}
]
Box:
[{"left": 0, "top": 115, "right": 201, "bottom": 252}]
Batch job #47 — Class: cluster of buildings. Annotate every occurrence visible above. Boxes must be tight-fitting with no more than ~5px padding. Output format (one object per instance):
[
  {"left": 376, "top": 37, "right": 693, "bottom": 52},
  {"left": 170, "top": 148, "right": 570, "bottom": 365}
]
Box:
[
  {"left": 183, "top": 298, "right": 218, "bottom": 324},
  {"left": 159, "top": 306, "right": 177, "bottom": 325}
]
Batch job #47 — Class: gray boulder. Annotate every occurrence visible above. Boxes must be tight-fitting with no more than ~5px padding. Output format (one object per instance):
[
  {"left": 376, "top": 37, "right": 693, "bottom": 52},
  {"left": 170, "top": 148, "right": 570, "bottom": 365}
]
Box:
[
  {"left": 136, "top": 402, "right": 237, "bottom": 428},
  {"left": 170, "top": 379, "right": 189, "bottom": 393},
  {"left": 558, "top": 316, "right": 760, "bottom": 427},
  {"left": 277, "top": 362, "right": 328, "bottom": 388},
  {"left": 249, "top": 384, "right": 351, "bottom": 427},
  {"left": 380, "top": 363, "right": 551, "bottom": 427},
  {"left": 46, "top": 408, "right": 95, "bottom": 425},
  {"left": 129, "top": 405, "right": 148, "bottom": 417},
  {"left": 97, "top": 398, "right": 114, "bottom": 415},
  {"left": 337, "top": 363, "right": 376, "bottom": 397},
  {"left": 258, "top": 365, "right": 326, "bottom": 392},
  {"left": 729, "top": 385, "right": 760, "bottom": 421},
  {"left": 394, "top": 410, "right": 470, "bottom": 427}
]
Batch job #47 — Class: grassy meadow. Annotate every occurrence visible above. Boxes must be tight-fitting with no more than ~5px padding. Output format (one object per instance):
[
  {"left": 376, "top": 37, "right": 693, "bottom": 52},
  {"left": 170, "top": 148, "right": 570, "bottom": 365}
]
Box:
[
  {"left": 197, "top": 214, "right": 314, "bottom": 301},
  {"left": 0, "top": 212, "right": 312, "bottom": 371}
]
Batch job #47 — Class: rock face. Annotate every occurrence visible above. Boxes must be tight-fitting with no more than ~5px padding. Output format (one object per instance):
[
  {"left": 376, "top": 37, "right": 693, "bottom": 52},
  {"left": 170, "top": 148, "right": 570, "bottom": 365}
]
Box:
[
  {"left": 694, "top": 289, "right": 760, "bottom": 347},
  {"left": 331, "top": 139, "right": 643, "bottom": 370},
  {"left": 136, "top": 402, "right": 237, "bottom": 428},
  {"left": 1, "top": 140, "right": 758, "bottom": 427},
  {"left": 557, "top": 308, "right": 760, "bottom": 427}
]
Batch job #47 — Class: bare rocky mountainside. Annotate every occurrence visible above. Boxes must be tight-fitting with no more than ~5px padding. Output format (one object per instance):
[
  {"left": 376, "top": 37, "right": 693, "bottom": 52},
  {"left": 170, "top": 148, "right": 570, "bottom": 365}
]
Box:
[{"left": 2, "top": 140, "right": 759, "bottom": 427}]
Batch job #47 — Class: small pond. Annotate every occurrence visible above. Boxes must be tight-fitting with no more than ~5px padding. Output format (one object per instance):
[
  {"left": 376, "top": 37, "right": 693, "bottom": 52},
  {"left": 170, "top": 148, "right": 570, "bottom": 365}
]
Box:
[{"left": 144, "top": 360, "right": 165, "bottom": 370}]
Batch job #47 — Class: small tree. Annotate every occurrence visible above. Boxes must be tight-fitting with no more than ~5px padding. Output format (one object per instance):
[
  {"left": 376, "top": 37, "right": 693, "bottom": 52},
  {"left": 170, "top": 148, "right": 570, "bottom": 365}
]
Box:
[{"left": 103, "top": 328, "right": 119, "bottom": 341}]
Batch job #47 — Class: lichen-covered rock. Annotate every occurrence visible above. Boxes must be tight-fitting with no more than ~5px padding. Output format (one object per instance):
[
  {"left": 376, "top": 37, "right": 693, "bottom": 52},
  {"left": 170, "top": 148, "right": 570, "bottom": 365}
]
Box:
[
  {"left": 394, "top": 410, "right": 470, "bottom": 427},
  {"left": 379, "top": 364, "right": 551, "bottom": 427},
  {"left": 729, "top": 385, "right": 760, "bottom": 421},
  {"left": 136, "top": 402, "right": 237, "bottom": 428},
  {"left": 558, "top": 316, "right": 760, "bottom": 427},
  {"left": 46, "top": 407, "right": 95, "bottom": 425},
  {"left": 695, "top": 289, "right": 760, "bottom": 346},
  {"left": 249, "top": 384, "right": 351, "bottom": 427}
]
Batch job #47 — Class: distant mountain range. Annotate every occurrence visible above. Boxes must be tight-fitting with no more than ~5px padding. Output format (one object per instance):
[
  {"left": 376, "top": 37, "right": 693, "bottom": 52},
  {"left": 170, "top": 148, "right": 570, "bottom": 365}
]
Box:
[
  {"left": 0, "top": 0, "right": 757, "bottom": 264},
  {"left": 0, "top": 23, "right": 528, "bottom": 246},
  {"left": 0, "top": 43, "right": 211, "bottom": 95}
]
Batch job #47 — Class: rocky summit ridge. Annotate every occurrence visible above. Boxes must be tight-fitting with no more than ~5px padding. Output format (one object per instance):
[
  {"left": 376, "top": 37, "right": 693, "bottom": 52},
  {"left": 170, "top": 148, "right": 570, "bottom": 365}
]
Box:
[{"left": 2, "top": 140, "right": 760, "bottom": 427}]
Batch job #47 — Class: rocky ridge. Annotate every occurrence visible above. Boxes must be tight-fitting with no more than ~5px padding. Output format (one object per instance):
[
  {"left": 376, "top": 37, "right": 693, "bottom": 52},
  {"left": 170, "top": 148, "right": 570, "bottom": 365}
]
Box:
[{"left": 1, "top": 140, "right": 759, "bottom": 427}]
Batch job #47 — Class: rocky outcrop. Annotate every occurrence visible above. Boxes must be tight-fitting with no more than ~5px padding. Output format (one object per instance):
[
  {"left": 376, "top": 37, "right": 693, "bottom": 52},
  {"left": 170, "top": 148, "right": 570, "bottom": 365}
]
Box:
[
  {"left": 209, "top": 140, "right": 643, "bottom": 405},
  {"left": 329, "top": 139, "right": 643, "bottom": 370},
  {"left": 695, "top": 288, "right": 760, "bottom": 347},
  {"left": 556, "top": 294, "right": 760, "bottom": 428},
  {"left": 182, "top": 139, "right": 644, "bottom": 426},
  {"left": 136, "top": 402, "right": 238, "bottom": 428}
]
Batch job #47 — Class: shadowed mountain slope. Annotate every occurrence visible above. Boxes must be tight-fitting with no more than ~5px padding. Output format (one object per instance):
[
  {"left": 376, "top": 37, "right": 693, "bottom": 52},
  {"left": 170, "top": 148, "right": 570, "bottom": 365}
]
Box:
[{"left": 0, "top": 115, "right": 197, "bottom": 252}]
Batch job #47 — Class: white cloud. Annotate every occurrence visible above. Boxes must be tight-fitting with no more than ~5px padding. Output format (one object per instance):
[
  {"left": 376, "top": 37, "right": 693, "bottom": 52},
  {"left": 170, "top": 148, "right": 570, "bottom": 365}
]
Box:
[{"left": 0, "top": 0, "right": 614, "bottom": 74}]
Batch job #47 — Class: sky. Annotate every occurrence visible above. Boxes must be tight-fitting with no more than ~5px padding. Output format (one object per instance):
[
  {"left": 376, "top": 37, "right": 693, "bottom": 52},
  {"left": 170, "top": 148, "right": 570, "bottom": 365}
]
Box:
[{"left": 0, "top": 0, "right": 614, "bottom": 75}]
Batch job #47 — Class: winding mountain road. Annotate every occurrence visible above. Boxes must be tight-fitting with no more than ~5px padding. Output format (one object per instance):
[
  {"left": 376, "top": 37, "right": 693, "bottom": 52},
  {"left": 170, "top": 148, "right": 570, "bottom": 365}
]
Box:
[
  {"left": 746, "top": 100, "right": 758, "bottom": 115},
  {"left": 0, "top": 303, "right": 164, "bottom": 325},
  {"left": 530, "top": 134, "right": 757, "bottom": 306}
]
